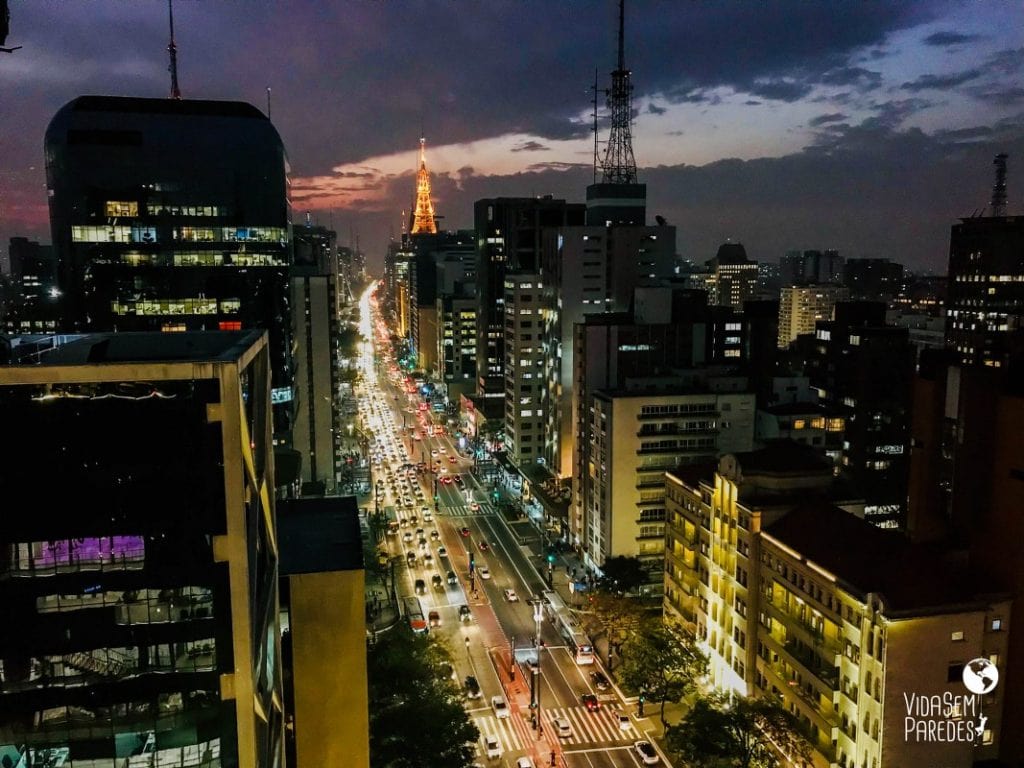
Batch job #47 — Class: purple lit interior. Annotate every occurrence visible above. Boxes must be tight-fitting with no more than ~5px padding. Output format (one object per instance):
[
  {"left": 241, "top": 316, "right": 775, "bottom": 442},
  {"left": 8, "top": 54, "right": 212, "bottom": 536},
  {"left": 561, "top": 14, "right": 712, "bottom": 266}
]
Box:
[{"left": 37, "top": 536, "right": 145, "bottom": 566}]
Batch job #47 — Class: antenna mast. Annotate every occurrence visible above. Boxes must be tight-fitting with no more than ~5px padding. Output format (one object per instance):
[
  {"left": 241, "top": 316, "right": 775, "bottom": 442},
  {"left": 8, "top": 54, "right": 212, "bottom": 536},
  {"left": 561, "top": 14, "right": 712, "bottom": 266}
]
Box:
[
  {"left": 991, "top": 153, "right": 1008, "bottom": 217},
  {"left": 167, "top": 0, "right": 181, "bottom": 99},
  {"left": 590, "top": 68, "right": 608, "bottom": 185},
  {"left": 600, "top": 0, "right": 637, "bottom": 184}
]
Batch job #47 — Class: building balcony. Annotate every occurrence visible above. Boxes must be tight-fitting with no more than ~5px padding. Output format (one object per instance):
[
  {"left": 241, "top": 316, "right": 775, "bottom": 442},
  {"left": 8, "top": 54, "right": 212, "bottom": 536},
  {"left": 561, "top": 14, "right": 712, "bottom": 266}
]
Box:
[
  {"left": 637, "top": 445, "right": 716, "bottom": 455},
  {"left": 637, "top": 426, "right": 716, "bottom": 438},
  {"left": 758, "top": 654, "right": 840, "bottom": 737}
]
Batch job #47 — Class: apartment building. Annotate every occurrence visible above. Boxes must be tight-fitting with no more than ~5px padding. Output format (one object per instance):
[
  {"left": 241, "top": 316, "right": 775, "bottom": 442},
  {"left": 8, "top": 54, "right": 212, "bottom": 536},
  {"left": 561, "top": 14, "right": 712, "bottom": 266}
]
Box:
[
  {"left": 664, "top": 449, "right": 1008, "bottom": 768},
  {"left": 778, "top": 285, "right": 848, "bottom": 348},
  {"left": 504, "top": 273, "right": 546, "bottom": 466}
]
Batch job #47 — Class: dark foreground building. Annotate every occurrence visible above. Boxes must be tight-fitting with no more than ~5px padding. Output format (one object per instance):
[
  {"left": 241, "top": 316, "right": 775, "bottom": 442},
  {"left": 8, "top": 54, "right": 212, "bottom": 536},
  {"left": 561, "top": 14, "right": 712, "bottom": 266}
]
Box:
[
  {"left": 44, "top": 95, "right": 294, "bottom": 434},
  {"left": 0, "top": 331, "right": 282, "bottom": 768}
]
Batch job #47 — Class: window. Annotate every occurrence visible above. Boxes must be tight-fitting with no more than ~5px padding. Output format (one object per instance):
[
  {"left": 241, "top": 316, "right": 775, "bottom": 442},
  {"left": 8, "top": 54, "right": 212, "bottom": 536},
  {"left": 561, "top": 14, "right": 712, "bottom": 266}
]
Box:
[
  {"left": 105, "top": 200, "right": 138, "bottom": 217},
  {"left": 947, "top": 662, "right": 965, "bottom": 682},
  {"left": 951, "top": 631, "right": 964, "bottom": 642},
  {"left": 992, "top": 618, "right": 1003, "bottom": 631}
]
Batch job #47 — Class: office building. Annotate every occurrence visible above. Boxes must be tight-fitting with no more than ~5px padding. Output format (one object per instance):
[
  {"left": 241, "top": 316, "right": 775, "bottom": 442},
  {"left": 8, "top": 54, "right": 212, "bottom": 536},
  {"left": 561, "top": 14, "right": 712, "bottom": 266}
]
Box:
[
  {"left": 0, "top": 330, "right": 283, "bottom": 768},
  {"left": 778, "top": 284, "right": 847, "bottom": 348},
  {"left": 945, "top": 215, "right": 1024, "bottom": 369},
  {"left": 707, "top": 242, "right": 758, "bottom": 311},
  {"left": 843, "top": 258, "right": 903, "bottom": 302},
  {"left": 44, "top": 95, "right": 294, "bottom": 435},
  {"left": 664, "top": 451, "right": 1006, "bottom": 768},
  {"left": 583, "top": 384, "right": 754, "bottom": 575},
  {"left": 503, "top": 273, "right": 545, "bottom": 466},
  {"left": 3, "top": 237, "right": 60, "bottom": 333},
  {"left": 780, "top": 249, "right": 844, "bottom": 287},
  {"left": 435, "top": 294, "right": 477, "bottom": 401}
]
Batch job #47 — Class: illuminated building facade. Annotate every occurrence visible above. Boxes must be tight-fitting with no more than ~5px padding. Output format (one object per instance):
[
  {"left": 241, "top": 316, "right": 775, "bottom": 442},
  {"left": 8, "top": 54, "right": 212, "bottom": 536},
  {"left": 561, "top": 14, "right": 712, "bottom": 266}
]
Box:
[
  {"left": 945, "top": 215, "right": 1024, "bottom": 369},
  {"left": 707, "top": 242, "right": 758, "bottom": 311},
  {"left": 778, "top": 284, "right": 848, "bottom": 349},
  {"left": 664, "top": 453, "right": 1007, "bottom": 768},
  {"left": 503, "top": 273, "right": 545, "bottom": 466},
  {"left": 0, "top": 330, "right": 283, "bottom": 768},
  {"left": 44, "top": 95, "right": 294, "bottom": 434},
  {"left": 583, "top": 385, "right": 754, "bottom": 575},
  {"left": 3, "top": 237, "right": 59, "bottom": 334}
]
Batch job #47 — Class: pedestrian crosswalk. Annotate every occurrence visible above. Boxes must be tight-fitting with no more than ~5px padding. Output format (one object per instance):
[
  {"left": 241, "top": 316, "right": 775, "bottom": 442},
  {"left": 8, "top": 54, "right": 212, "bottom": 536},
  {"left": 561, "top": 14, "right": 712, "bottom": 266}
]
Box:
[
  {"left": 473, "top": 712, "right": 525, "bottom": 753},
  {"left": 444, "top": 503, "right": 495, "bottom": 517},
  {"left": 542, "top": 705, "right": 640, "bottom": 745}
]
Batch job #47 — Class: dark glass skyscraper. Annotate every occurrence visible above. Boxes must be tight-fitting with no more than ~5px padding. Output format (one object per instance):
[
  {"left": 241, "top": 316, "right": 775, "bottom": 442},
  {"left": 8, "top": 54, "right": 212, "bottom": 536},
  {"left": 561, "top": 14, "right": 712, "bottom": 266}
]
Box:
[
  {"left": 44, "top": 95, "right": 294, "bottom": 433},
  {"left": 0, "top": 330, "right": 282, "bottom": 768}
]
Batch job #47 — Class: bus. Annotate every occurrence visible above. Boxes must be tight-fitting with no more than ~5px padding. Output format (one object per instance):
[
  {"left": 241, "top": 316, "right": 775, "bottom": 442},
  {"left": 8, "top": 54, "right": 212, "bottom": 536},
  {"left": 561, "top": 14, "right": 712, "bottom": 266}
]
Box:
[
  {"left": 384, "top": 505, "right": 399, "bottom": 536},
  {"left": 556, "top": 614, "right": 594, "bottom": 665},
  {"left": 403, "top": 596, "right": 428, "bottom": 634}
]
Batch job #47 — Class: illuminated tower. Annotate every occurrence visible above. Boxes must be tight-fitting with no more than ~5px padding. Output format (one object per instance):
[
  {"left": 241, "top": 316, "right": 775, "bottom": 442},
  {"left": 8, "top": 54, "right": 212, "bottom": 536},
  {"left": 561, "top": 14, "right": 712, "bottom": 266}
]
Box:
[{"left": 410, "top": 137, "right": 437, "bottom": 235}]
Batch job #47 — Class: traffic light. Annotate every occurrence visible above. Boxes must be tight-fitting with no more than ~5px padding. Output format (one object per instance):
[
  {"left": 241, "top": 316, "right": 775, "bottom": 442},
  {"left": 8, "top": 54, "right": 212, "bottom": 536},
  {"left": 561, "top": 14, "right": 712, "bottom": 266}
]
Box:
[
  {"left": 492, "top": 489, "right": 499, "bottom": 501},
  {"left": 547, "top": 553, "right": 556, "bottom": 564}
]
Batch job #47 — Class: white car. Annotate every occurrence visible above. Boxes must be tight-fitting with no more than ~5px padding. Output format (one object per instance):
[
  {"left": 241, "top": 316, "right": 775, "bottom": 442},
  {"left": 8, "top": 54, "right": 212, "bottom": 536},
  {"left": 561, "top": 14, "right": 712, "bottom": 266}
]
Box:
[
  {"left": 553, "top": 717, "right": 572, "bottom": 738},
  {"left": 484, "top": 735, "right": 502, "bottom": 759},
  {"left": 503, "top": 589, "right": 519, "bottom": 602},
  {"left": 634, "top": 741, "right": 659, "bottom": 765},
  {"left": 491, "top": 696, "right": 509, "bottom": 719},
  {"left": 515, "top": 759, "right": 534, "bottom": 768},
  {"left": 478, "top": 566, "right": 491, "bottom": 580},
  {"left": 617, "top": 712, "right": 631, "bottom": 731}
]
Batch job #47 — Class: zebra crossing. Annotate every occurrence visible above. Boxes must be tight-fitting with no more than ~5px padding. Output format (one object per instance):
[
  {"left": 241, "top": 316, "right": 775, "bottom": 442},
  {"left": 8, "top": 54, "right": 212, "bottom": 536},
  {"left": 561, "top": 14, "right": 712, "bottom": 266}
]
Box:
[
  {"left": 473, "top": 712, "right": 525, "bottom": 753},
  {"left": 543, "top": 705, "right": 640, "bottom": 745},
  {"left": 443, "top": 503, "right": 495, "bottom": 517}
]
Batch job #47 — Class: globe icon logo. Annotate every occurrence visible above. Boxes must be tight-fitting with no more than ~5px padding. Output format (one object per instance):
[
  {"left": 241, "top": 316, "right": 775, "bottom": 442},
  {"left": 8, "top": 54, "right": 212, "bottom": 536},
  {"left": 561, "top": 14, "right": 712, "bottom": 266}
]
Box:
[{"left": 963, "top": 658, "right": 999, "bottom": 695}]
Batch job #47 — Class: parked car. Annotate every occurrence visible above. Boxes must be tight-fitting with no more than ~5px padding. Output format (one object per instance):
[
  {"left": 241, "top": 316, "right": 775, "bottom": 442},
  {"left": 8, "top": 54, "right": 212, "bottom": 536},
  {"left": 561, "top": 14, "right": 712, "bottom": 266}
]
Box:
[
  {"left": 634, "top": 741, "right": 659, "bottom": 765},
  {"left": 465, "top": 675, "right": 481, "bottom": 698},
  {"left": 591, "top": 671, "right": 610, "bottom": 691}
]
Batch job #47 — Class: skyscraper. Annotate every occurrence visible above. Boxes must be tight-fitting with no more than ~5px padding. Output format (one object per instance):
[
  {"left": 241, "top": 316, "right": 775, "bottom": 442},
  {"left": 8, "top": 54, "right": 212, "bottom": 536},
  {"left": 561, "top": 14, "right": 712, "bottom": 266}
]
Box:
[
  {"left": 0, "top": 330, "right": 282, "bottom": 768},
  {"left": 44, "top": 95, "right": 294, "bottom": 434}
]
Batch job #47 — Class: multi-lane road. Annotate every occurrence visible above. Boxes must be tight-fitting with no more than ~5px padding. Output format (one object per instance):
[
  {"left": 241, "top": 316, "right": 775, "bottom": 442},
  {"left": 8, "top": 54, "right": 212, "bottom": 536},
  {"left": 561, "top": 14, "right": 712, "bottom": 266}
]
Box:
[{"left": 355, "top": 286, "right": 666, "bottom": 768}]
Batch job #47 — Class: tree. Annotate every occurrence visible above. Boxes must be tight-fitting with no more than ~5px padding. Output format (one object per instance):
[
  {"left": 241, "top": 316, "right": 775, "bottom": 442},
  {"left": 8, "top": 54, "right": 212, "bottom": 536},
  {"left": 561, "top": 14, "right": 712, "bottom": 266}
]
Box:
[
  {"left": 597, "top": 555, "right": 648, "bottom": 594},
  {"left": 582, "top": 591, "right": 654, "bottom": 657},
  {"left": 666, "top": 692, "right": 813, "bottom": 768},
  {"left": 618, "top": 621, "right": 708, "bottom": 726},
  {"left": 368, "top": 625, "right": 479, "bottom": 768}
]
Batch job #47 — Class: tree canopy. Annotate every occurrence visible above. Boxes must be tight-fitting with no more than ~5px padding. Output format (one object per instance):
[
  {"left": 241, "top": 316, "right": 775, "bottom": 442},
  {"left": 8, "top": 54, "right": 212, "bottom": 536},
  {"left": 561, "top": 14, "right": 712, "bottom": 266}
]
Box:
[
  {"left": 618, "top": 621, "right": 708, "bottom": 726},
  {"left": 666, "top": 692, "right": 812, "bottom": 768},
  {"left": 368, "top": 626, "right": 479, "bottom": 768},
  {"left": 596, "top": 555, "right": 649, "bottom": 594}
]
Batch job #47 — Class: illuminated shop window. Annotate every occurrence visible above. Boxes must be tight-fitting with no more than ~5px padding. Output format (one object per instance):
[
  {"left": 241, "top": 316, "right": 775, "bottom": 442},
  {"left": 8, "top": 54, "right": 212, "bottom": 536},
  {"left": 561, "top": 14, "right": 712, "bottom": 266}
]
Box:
[{"left": 105, "top": 200, "right": 138, "bottom": 217}]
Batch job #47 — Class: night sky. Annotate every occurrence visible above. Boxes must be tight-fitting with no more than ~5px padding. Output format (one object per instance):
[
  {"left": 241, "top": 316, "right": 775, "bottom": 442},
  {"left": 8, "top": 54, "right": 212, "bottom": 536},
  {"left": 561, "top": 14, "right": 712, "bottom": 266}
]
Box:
[{"left": 2, "top": 0, "right": 1023, "bottom": 272}]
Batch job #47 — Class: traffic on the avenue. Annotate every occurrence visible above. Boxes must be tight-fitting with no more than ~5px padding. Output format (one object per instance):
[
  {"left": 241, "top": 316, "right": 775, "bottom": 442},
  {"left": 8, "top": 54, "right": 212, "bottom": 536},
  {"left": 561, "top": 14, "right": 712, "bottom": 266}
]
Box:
[{"left": 355, "top": 286, "right": 664, "bottom": 768}]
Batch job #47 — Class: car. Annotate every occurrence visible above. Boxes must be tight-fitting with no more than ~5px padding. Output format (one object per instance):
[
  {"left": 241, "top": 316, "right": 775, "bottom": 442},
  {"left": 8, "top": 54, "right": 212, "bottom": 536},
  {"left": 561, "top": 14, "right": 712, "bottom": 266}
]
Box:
[
  {"left": 460, "top": 527, "right": 471, "bottom": 537},
  {"left": 454, "top": 475, "right": 464, "bottom": 486},
  {"left": 582, "top": 694, "right": 600, "bottom": 711},
  {"left": 491, "top": 696, "right": 509, "bottom": 719},
  {"left": 430, "top": 529, "right": 440, "bottom": 541},
  {"left": 419, "top": 538, "right": 428, "bottom": 551},
  {"left": 423, "top": 553, "right": 434, "bottom": 566},
  {"left": 634, "top": 741, "right": 659, "bottom": 765},
  {"left": 431, "top": 449, "right": 439, "bottom": 457},
  {"left": 553, "top": 717, "right": 572, "bottom": 738},
  {"left": 428, "top": 610, "right": 441, "bottom": 627},
  {"left": 438, "top": 546, "right": 448, "bottom": 558},
  {"left": 439, "top": 446, "right": 447, "bottom": 453},
  {"left": 432, "top": 573, "right": 443, "bottom": 588},
  {"left": 423, "top": 511, "right": 433, "bottom": 523},
  {"left": 484, "top": 735, "right": 502, "bottom": 759},
  {"left": 440, "top": 475, "right": 453, "bottom": 485},
  {"left": 449, "top": 455, "right": 457, "bottom": 464},
  {"left": 406, "top": 551, "right": 417, "bottom": 564},
  {"left": 414, "top": 579, "right": 426, "bottom": 595},
  {"left": 448, "top": 571, "right": 459, "bottom": 586},
  {"left": 591, "top": 671, "right": 610, "bottom": 691},
  {"left": 470, "top": 502, "right": 480, "bottom": 512},
  {"left": 464, "top": 675, "right": 482, "bottom": 698},
  {"left": 503, "top": 589, "right": 519, "bottom": 602},
  {"left": 459, "top": 604, "right": 472, "bottom": 621},
  {"left": 415, "top": 528, "right": 425, "bottom": 537},
  {"left": 617, "top": 712, "right": 631, "bottom": 731},
  {"left": 402, "top": 531, "right": 414, "bottom": 543},
  {"left": 515, "top": 759, "right": 534, "bottom": 768},
  {"left": 478, "top": 566, "right": 491, "bottom": 580}
]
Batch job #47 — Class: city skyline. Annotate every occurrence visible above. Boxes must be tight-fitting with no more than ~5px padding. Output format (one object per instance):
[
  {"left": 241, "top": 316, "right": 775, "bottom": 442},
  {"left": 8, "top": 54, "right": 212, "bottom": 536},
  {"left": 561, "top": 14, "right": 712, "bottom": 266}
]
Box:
[{"left": 2, "top": 0, "right": 1023, "bottom": 271}]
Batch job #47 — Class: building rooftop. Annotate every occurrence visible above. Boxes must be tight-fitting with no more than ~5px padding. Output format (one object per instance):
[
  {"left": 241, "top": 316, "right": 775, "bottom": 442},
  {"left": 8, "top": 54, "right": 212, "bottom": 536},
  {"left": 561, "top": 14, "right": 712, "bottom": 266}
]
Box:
[
  {"left": 667, "top": 462, "right": 717, "bottom": 489},
  {"left": 66, "top": 94, "right": 268, "bottom": 120},
  {"left": 278, "top": 496, "right": 363, "bottom": 575},
  {"left": 2, "top": 331, "right": 266, "bottom": 367},
  {"left": 733, "top": 440, "right": 832, "bottom": 474},
  {"left": 766, "top": 504, "right": 990, "bottom": 614},
  {"left": 761, "top": 401, "right": 834, "bottom": 416}
]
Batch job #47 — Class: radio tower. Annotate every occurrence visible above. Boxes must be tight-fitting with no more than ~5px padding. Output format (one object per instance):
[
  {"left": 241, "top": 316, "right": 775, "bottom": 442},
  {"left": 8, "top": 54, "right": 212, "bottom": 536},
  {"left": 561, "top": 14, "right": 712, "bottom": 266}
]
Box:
[
  {"left": 410, "top": 137, "right": 438, "bottom": 235},
  {"left": 167, "top": 0, "right": 181, "bottom": 99},
  {"left": 600, "top": 0, "right": 637, "bottom": 184}
]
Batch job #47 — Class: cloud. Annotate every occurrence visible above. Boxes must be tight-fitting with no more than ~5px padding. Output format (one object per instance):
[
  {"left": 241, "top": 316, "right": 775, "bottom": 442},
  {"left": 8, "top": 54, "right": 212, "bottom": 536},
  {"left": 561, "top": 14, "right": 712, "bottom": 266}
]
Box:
[
  {"left": 511, "top": 140, "right": 550, "bottom": 153},
  {"left": 967, "top": 86, "right": 1024, "bottom": 106},
  {"left": 820, "top": 66, "right": 882, "bottom": 91},
  {"left": 747, "top": 78, "right": 813, "bottom": 102},
  {"left": 809, "top": 112, "right": 848, "bottom": 127},
  {"left": 902, "top": 69, "right": 983, "bottom": 92},
  {"left": 647, "top": 103, "right": 667, "bottom": 115},
  {"left": 745, "top": 100, "right": 761, "bottom": 106},
  {"left": 923, "top": 31, "right": 982, "bottom": 47}
]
